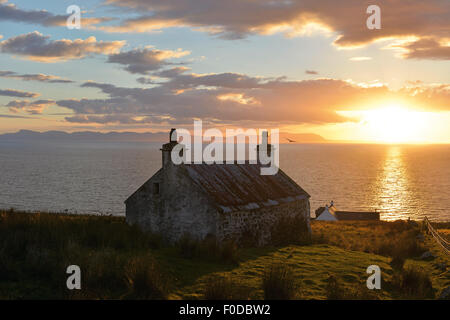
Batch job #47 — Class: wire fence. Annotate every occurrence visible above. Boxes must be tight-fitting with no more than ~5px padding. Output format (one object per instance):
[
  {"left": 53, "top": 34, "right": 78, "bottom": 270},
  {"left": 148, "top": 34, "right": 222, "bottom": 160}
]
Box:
[{"left": 424, "top": 217, "right": 450, "bottom": 256}]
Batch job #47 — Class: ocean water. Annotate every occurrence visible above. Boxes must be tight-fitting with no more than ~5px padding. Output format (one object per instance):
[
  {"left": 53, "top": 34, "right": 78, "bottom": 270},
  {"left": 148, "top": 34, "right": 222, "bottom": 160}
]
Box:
[{"left": 0, "top": 141, "right": 448, "bottom": 221}]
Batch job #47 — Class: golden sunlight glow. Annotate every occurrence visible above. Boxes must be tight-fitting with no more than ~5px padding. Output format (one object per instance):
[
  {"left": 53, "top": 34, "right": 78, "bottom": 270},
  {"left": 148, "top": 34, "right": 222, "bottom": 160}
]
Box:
[
  {"left": 336, "top": 103, "right": 436, "bottom": 143},
  {"left": 375, "top": 146, "right": 412, "bottom": 220},
  {"left": 362, "top": 105, "right": 429, "bottom": 143}
]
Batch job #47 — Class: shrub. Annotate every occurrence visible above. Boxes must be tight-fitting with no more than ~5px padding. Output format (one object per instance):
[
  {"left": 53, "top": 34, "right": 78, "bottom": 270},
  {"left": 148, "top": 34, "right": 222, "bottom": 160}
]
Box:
[
  {"left": 0, "top": 210, "right": 170, "bottom": 299},
  {"left": 77, "top": 250, "right": 128, "bottom": 298},
  {"left": 176, "top": 234, "right": 239, "bottom": 264},
  {"left": 390, "top": 255, "right": 406, "bottom": 271},
  {"left": 347, "top": 285, "right": 380, "bottom": 300},
  {"left": 240, "top": 227, "right": 260, "bottom": 247},
  {"left": 124, "top": 255, "right": 168, "bottom": 300},
  {"left": 389, "top": 243, "right": 408, "bottom": 271},
  {"left": 0, "top": 249, "right": 18, "bottom": 282},
  {"left": 262, "top": 264, "right": 299, "bottom": 300},
  {"left": 311, "top": 220, "right": 426, "bottom": 259},
  {"left": 391, "top": 266, "right": 434, "bottom": 299},
  {"left": 325, "top": 274, "right": 341, "bottom": 300},
  {"left": 203, "top": 276, "right": 251, "bottom": 300},
  {"left": 177, "top": 233, "right": 199, "bottom": 259},
  {"left": 219, "top": 240, "right": 239, "bottom": 265},
  {"left": 311, "top": 232, "right": 328, "bottom": 245},
  {"left": 376, "top": 231, "right": 425, "bottom": 258},
  {"left": 325, "top": 274, "right": 379, "bottom": 300},
  {"left": 271, "top": 215, "right": 311, "bottom": 246},
  {"left": 388, "top": 220, "right": 412, "bottom": 233}
]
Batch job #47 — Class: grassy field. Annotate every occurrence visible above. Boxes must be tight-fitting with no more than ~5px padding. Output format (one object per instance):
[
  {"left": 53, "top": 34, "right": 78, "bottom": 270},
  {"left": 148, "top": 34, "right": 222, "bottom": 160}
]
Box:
[{"left": 0, "top": 209, "right": 449, "bottom": 300}]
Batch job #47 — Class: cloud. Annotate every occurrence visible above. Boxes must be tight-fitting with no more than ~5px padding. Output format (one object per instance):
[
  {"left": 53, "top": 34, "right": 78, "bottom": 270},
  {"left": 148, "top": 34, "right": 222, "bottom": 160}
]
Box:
[
  {"left": 153, "top": 72, "right": 275, "bottom": 90},
  {"left": 54, "top": 65, "right": 450, "bottom": 126},
  {"left": 0, "top": 70, "right": 73, "bottom": 83},
  {"left": 96, "top": 16, "right": 181, "bottom": 34},
  {"left": 0, "top": 113, "right": 30, "bottom": 119},
  {"left": 65, "top": 114, "right": 165, "bottom": 124},
  {"left": 0, "top": 88, "right": 39, "bottom": 98},
  {"left": 153, "top": 66, "right": 191, "bottom": 78},
  {"left": 0, "top": 2, "right": 112, "bottom": 28},
  {"left": 349, "top": 57, "right": 372, "bottom": 61},
  {"left": 107, "top": 47, "right": 190, "bottom": 74},
  {"left": 0, "top": 31, "right": 125, "bottom": 62},
  {"left": 392, "top": 38, "right": 450, "bottom": 60},
  {"left": 57, "top": 96, "right": 141, "bottom": 115},
  {"left": 56, "top": 78, "right": 343, "bottom": 124},
  {"left": 5, "top": 99, "right": 54, "bottom": 114},
  {"left": 398, "top": 83, "right": 450, "bottom": 111},
  {"left": 103, "top": 0, "right": 450, "bottom": 59},
  {"left": 52, "top": 68, "right": 449, "bottom": 126},
  {"left": 136, "top": 66, "right": 192, "bottom": 84},
  {"left": 305, "top": 70, "right": 318, "bottom": 75}
]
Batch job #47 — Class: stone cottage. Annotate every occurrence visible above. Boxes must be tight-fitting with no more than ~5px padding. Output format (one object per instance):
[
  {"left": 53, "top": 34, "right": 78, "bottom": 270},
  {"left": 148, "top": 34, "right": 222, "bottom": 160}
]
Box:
[{"left": 125, "top": 129, "right": 311, "bottom": 245}]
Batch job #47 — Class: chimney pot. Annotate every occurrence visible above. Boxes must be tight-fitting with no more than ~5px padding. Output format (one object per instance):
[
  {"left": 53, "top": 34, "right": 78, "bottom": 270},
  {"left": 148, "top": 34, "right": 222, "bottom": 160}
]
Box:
[
  {"left": 170, "top": 128, "right": 177, "bottom": 142},
  {"left": 257, "top": 130, "right": 272, "bottom": 162}
]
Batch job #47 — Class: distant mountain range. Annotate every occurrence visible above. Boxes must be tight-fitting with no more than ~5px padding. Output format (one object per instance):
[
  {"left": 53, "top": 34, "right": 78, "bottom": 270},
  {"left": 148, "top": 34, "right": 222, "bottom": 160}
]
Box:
[
  {"left": 279, "top": 133, "right": 327, "bottom": 143},
  {"left": 0, "top": 130, "right": 327, "bottom": 143},
  {"left": 0, "top": 130, "right": 168, "bottom": 142}
]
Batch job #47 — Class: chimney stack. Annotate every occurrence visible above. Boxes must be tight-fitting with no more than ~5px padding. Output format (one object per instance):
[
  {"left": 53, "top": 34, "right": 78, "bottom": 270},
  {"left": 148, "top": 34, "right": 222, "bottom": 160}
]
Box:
[
  {"left": 257, "top": 131, "right": 273, "bottom": 163},
  {"left": 170, "top": 128, "right": 177, "bottom": 142},
  {"left": 161, "top": 128, "right": 178, "bottom": 168}
]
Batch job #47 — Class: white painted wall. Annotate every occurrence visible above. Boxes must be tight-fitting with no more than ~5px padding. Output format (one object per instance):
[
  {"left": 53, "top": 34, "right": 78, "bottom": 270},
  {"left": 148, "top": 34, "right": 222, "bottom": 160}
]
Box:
[{"left": 316, "top": 207, "right": 337, "bottom": 221}]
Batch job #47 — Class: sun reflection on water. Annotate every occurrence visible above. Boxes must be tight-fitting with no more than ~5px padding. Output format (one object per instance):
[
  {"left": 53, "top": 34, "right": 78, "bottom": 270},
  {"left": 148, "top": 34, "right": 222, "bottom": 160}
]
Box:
[{"left": 376, "top": 146, "right": 413, "bottom": 220}]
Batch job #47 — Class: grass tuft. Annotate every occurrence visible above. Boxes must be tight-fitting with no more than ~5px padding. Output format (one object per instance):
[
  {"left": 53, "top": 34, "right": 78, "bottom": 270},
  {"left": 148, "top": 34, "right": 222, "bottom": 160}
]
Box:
[
  {"left": 203, "top": 275, "right": 251, "bottom": 300},
  {"left": 124, "top": 255, "right": 168, "bottom": 300},
  {"left": 391, "top": 266, "right": 434, "bottom": 299},
  {"left": 176, "top": 234, "right": 239, "bottom": 264},
  {"left": 262, "top": 264, "right": 300, "bottom": 300},
  {"left": 325, "top": 274, "right": 379, "bottom": 300},
  {"left": 271, "top": 214, "right": 311, "bottom": 246}
]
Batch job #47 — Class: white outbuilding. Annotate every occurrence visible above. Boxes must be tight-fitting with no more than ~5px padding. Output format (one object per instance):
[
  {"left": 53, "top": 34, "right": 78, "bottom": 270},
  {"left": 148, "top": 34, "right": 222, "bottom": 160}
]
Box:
[{"left": 315, "top": 201, "right": 380, "bottom": 221}]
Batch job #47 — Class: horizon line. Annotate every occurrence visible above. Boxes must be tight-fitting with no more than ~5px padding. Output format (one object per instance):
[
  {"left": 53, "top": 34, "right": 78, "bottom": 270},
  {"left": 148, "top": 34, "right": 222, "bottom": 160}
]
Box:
[{"left": 0, "top": 129, "right": 449, "bottom": 145}]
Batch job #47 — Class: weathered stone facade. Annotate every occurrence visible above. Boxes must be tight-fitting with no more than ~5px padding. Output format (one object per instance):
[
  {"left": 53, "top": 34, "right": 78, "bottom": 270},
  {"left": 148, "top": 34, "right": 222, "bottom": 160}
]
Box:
[
  {"left": 217, "top": 199, "right": 310, "bottom": 245},
  {"left": 126, "top": 166, "right": 219, "bottom": 241},
  {"left": 125, "top": 131, "right": 311, "bottom": 245}
]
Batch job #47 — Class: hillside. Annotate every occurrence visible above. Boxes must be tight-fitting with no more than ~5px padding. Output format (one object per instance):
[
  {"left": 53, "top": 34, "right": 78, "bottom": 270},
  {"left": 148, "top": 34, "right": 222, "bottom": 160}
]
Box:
[
  {"left": 0, "top": 210, "right": 448, "bottom": 300},
  {"left": 0, "top": 130, "right": 169, "bottom": 142},
  {"left": 0, "top": 130, "right": 327, "bottom": 143}
]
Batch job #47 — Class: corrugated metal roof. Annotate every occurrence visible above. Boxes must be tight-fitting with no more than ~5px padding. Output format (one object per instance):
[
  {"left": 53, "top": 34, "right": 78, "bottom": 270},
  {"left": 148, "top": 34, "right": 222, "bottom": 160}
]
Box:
[{"left": 184, "top": 163, "right": 310, "bottom": 213}]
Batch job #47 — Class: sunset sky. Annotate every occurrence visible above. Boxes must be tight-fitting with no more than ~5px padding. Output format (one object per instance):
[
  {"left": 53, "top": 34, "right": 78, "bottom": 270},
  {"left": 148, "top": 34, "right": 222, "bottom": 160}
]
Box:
[{"left": 0, "top": 0, "right": 449, "bottom": 143}]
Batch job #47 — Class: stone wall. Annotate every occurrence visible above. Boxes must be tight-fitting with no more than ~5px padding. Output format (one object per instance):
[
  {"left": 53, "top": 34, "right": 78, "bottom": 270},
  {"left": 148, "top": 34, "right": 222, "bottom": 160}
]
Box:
[
  {"left": 216, "top": 198, "right": 310, "bottom": 246},
  {"left": 126, "top": 165, "right": 218, "bottom": 243}
]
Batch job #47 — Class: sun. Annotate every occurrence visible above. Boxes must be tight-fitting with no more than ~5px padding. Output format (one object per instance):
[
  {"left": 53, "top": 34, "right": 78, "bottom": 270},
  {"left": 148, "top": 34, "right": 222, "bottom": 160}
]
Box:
[{"left": 362, "top": 104, "right": 428, "bottom": 143}]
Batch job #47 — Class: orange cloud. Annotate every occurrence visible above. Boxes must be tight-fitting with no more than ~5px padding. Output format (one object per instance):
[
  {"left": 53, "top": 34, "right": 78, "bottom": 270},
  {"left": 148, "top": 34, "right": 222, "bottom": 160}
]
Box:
[
  {"left": 107, "top": 47, "right": 190, "bottom": 74},
  {"left": 0, "top": 70, "right": 73, "bottom": 83},
  {"left": 104, "top": 0, "right": 450, "bottom": 59},
  {"left": 4, "top": 99, "right": 54, "bottom": 114},
  {"left": 0, "top": 2, "right": 113, "bottom": 28},
  {"left": 0, "top": 88, "right": 39, "bottom": 98},
  {"left": 0, "top": 32, "right": 125, "bottom": 62},
  {"left": 391, "top": 38, "right": 450, "bottom": 60},
  {"left": 55, "top": 72, "right": 450, "bottom": 125}
]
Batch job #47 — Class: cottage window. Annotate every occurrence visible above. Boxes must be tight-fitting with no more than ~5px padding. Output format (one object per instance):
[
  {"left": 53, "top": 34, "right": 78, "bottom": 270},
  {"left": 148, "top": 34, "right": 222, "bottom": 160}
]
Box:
[{"left": 153, "top": 183, "right": 160, "bottom": 195}]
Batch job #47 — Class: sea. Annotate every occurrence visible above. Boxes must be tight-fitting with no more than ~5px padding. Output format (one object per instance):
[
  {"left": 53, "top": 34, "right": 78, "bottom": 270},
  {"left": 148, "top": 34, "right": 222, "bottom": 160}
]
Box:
[{"left": 0, "top": 141, "right": 448, "bottom": 221}]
